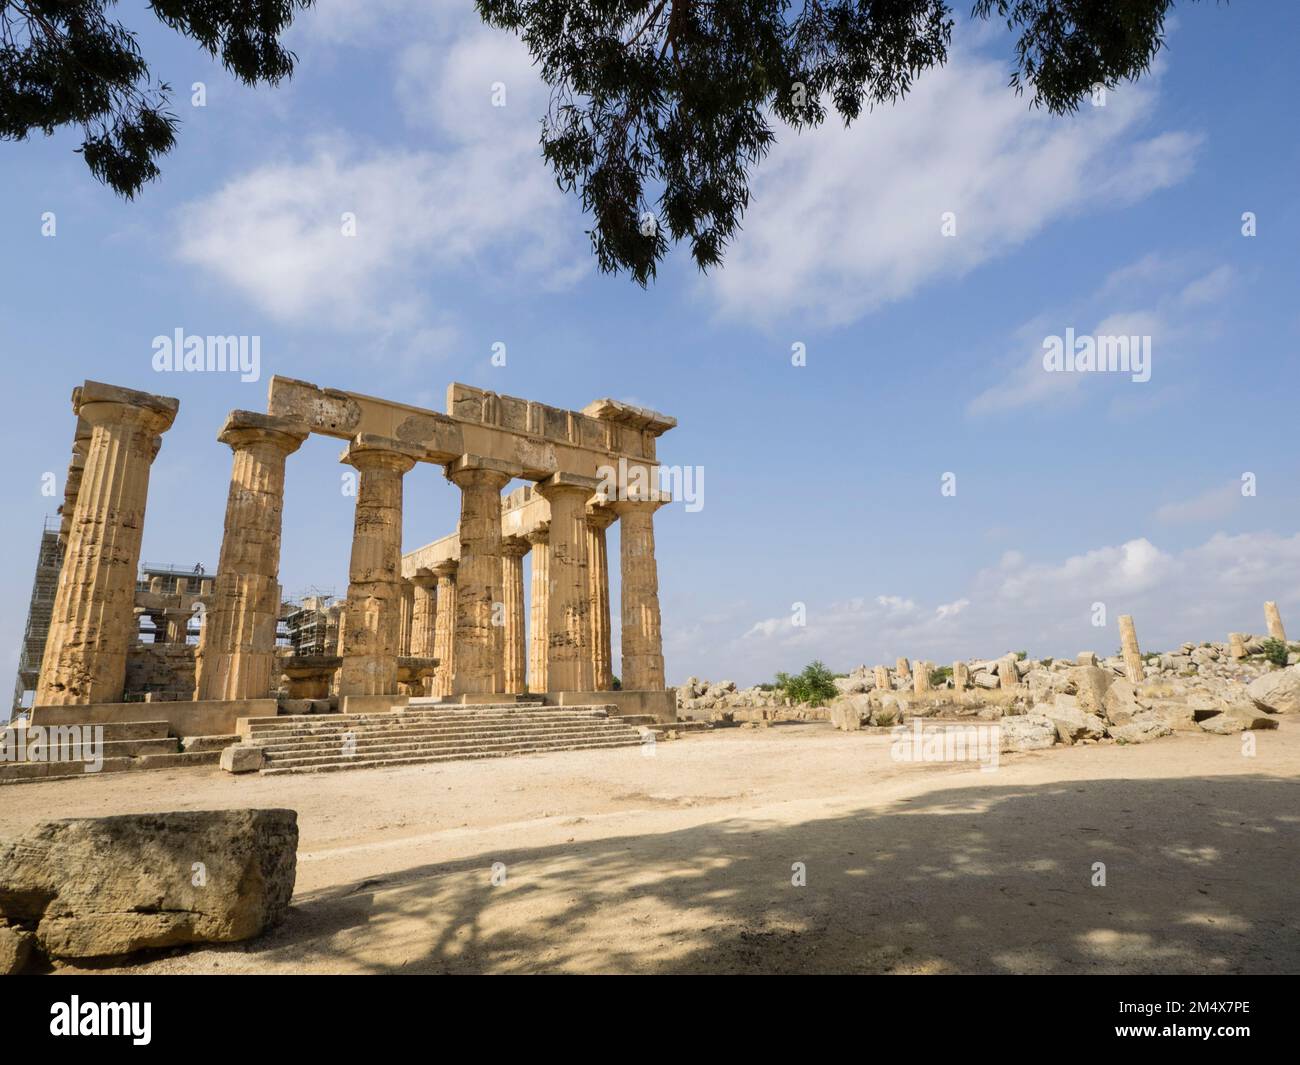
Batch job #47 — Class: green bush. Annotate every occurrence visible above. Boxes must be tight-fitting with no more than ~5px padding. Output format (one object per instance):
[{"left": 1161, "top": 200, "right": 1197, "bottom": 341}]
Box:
[
  {"left": 774, "top": 660, "right": 839, "bottom": 705},
  {"left": 929, "top": 665, "right": 952, "bottom": 687},
  {"left": 1014, "top": 650, "right": 1028, "bottom": 661},
  {"left": 1259, "top": 638, "right": 1289, "bottom": 669}
]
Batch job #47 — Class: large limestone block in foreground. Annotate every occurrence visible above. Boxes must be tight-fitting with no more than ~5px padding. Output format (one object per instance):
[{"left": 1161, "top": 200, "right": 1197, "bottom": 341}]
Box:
[
  {"left": 1247, "top": 666, "right": 1300, "bottom": 714},
  {"left": 998, "top": 715, "right": 1057, "bottom": 752},
  {"left": 0, "top": 809, "right": 297, "bottom": 960}
]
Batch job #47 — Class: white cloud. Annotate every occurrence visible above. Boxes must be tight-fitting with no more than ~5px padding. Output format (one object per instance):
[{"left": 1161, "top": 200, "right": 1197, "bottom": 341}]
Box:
[
  {"left": 1154, "top": 481, "right": 1243, "bottom": 525},
  {"left": 967, "top": 262, "right": 1231, "bottom": 417},
  {"left": 682, "top": 531, "right": 1300, "bottom": 684},
  {"left": 176, "top": 7, "right": 585, "bottom": 345},
  {"left": 710, "top": 51, "right": 1199, "bottom": 325}
]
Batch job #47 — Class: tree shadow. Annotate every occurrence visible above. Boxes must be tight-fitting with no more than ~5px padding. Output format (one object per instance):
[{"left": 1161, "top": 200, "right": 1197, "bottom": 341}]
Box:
[{"left": 233, "top": 772, "right": 1298, "bottom": 974}]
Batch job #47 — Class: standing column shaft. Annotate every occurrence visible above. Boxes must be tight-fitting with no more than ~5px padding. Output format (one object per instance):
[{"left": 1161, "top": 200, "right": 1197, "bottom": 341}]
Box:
[
  {"left": 195, "top": 412, "right": 306, "bottom": 701},
  {"left": 611, "top": 498, "right": 666, "bottom": 691},
  {"left": 539, "top": 476, "right": 598, "bottom": 692},
  {"left": 449, "top": 459, "right": 513, "bottom": 695},
  {"left": 1264, "top": 602, "right": 1287, "bottom": 643},
  {"left": 338, "top": 436, "right": 420, "bottom": 697},
  {"left": 501, "top": 538, "right": 529, "bottom": 694},
  {"left": 874, "top": 665, "right": 891, "bottom": 690},
  {"left": 397, "top": 579, "right": 415, "bottom": 657},
  {"left": 1118, "top": 614, "right": 1144, "bottom": 683},
  {"left": 410, "top": 572, "right": 437, "bottom": 657},
  {"left": 431, "top": 561, "right": 457, "bottom": 697},
  {"left": 36, "top": 383, "right": 178, "bottom": 705},
  {"left": 526, "top": 526, "right": 549, "bottom": 693},
  {"left": 586, "top": 507, "right": 615, "bottom": 690}
]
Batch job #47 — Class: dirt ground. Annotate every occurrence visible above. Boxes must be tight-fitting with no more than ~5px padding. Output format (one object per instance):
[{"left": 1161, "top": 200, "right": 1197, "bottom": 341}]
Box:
[{"left": 3, "top": 721, "right": 1297, "bottom": 974}]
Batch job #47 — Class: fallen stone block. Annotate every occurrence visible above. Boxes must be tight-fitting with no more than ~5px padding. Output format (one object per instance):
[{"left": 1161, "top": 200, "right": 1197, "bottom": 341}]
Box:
[
  {"left": 220, "top": 744, "right": 265, "bottom": 773},
  {"left": 1247, "top": 666, "right": 1300, "bottom": 714},
  {"left": 1070, "top": 665, "right": 1114, "bottom": 716},
  {"left": 0, "top": 809, "right": 297, "bottom": 961},
  {"left": 1102, "top": 679, "right": 1144, "bottom": 725},
  {"left": 1198, "top": 707, "right": 1279, "bottom": 734},
  {"left": 1108, "top": 714, "right": 1173, "bottom": 744},
  {"left": 998, "top": 715, "right": 1057, "bottom": 752},
  {"left": 0, "top": 922, "right": 34, "bottom": 975},
  {"left": 1043, "top": 698, "right": 1107, "bottom": 744}
]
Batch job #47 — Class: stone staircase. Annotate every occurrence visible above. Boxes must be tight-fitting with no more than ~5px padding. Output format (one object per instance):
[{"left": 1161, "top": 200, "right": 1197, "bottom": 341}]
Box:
[
  {"left": 243, "top": 699, "right": 651, "bottom": 775},
  {"left": 0, "top": 720, "right": 228, "bottom": 784}
]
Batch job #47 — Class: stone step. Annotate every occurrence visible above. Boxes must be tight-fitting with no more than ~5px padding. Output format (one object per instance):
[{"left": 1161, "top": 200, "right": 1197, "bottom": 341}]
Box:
[
  {"left": 260, "top": 736, "right": 645, "bottom": 775},
  {"left": 0, "top": 749, "right": 219, "bottom": 785},
  {"left": 249, "top": 718, "right": 635, "bottom": 747},
  {"left": 245, "top": 708, "right": 615, "bottom": 736},
  {"left": 3, "top": 719, "right": 172, "bottom": 742},
  {"left": 244, "top": 704, "right": 609, "bottom": 730},
  {"left": 100, "top": 737, "right": 180, "bottom": 758},
  {"left": 257, "top": 724, "right": 644, "bottom": 760}
]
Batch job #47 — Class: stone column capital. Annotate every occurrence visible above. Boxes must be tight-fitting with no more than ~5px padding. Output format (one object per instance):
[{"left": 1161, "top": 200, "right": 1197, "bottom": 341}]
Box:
[
  {"left": 585, "top": 502, "right": 617, "bottom": 530},
  {"left": 340, "top": 434, "right": 423, "bottom": 474},
  {"left": 609, "top": 496, "right": 668, "bottom": 517},
  {"left": 524, "top": 521, "right": 550, "bottom": 547},
  {"left": 218, "top": 410, "right": 309, "bottom": 455},
  {"left": 411, "top": 567, "right": 438, "bottom": 588},
  {"left": 536, "top": 471, "right": 600, "bottom": 504},
  {"left": 74, "top": 380, "right": 179, "bottom": 435},
  {"left": 501, "top": 535, "right": 530, "bottom": 559},
  {"left": 446, "top": 454, "right": 519, "bottom": 490},
  {"left": 431, "top": 559, "right": 459, "bottom": 579}
]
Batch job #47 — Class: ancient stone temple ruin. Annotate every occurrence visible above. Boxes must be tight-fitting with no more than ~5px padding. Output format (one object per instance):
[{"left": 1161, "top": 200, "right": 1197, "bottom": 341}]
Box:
[{"left": 16, "top": 378, "right": 679, "bottom": 778}]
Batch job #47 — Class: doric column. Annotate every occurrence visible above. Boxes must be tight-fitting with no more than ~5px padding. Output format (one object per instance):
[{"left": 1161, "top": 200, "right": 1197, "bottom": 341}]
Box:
[
  {"left": 1228, "top": 632, "right": 1246, "bottom": 660},
  {"left": 1118, "top": 614, "right": 1144, "bottom": 683},
  {"left": 400, "top": 578, "right": 418, "bottom": 656},
  {"left": 525, "top": 524, "right": 549, "bottom": 693},
  {"left": 895, "top": 656, "right": 911, "bottom": 682},
  {"left": 431, "top": 561, "right": 457, "bottom": 697},
  {"left": 586, "top": 502, "right": 616, "bottom": 690},
  {"left": 501, "top": 536, "right": 529, "bottom": 694},
  {"left": 410, "top": 570, "right": 437, "bottom": 658},
  {"left": 538, "top": 474, "right": 599, "bottom": 692},
  {"left": 952, "top": 661, "right": 970, "bottom": 690},
  {"left": 447, "top": 457, "right": 514, "bottom": 695},
  {"left": 164, "top": 609, "right": 191, "bottom": 644},
  {"left": 36, "top": 382, "right": 178, "bottom": 705},
  {"left": 1264, "top": 601, "right": 1287, "bottom": 643},
  {"left": 999, "top": 654, "right": 1019, "bottom": 690},
  {"left": 610, "top": 496, "right": 666, "bottom": 691},
  {"left": 338, "top": 435, "right": 422, "bottom": 697},
  {"left": 57, "top": 418, "right": 92, "bottom": 548},
  {"left": 913, "top": 662, "right": 932, "bottom": 694},
  {"left": 874, "top": 665, "right": 891, "bottom": 690},
  {"left": 195, "top": 411, "right": 307, "bottom": 701}
]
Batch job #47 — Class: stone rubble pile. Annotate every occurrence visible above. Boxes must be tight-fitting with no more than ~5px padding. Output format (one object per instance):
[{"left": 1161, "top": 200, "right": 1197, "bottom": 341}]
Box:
[
  {"left": 827, "top": 631, "right": 1299, "bottom": 752},
  {"left": 676, "top": 677, "right": 829, "bottom": 724}
]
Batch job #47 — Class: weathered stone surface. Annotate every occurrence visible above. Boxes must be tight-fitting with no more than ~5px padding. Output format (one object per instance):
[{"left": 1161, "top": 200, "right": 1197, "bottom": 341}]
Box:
[
  {"left": 1140, "top": 699, "right": 1199, "bottom": 731},
  {"left": 1043, "top": 696, "right": 1107, "bottom": 743},
  {"left": 1102, "top": 681, "right": 1144, "bottom": 728},
  {"left": 998, "top": 715, "right": 1057, "bottom": 752},
  {"left": 1070, "top": 666, "right": 1115, "bottom": 716},
  {"left": 1108, "top": 715, "right": 1172, "bottom": 744},
  {"left": 220, "top": 745, "right": 265, "bottom": 773},
  {"left": 0, "top": 810, "right": 297, "bottom": 959},
  {"left": 1247, "top": 667, "right": 1300, "bottom": 714},
  {"left": 829, "top": 695, "right": 871, "bottom": 731},
  {"left": 1198, "top": 707, "right": 1279, "bottom": 734},
  {"left": 0, "top": 922, "right": 34, "bottom": 975}
]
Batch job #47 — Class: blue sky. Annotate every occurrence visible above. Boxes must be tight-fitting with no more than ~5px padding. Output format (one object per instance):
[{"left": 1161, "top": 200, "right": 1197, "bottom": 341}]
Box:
[{"left": 2, "top": 0, "right": 1297, "bottom": 700}]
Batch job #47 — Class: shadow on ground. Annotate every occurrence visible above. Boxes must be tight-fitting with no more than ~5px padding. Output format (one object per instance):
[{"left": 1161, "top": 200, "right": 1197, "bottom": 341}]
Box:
[{"left": 232, "top": 773, "right": 1299, "bottom": 974}]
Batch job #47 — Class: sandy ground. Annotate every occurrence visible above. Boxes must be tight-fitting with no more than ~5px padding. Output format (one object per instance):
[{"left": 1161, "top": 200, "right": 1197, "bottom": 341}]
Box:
[{"left": 3, "top": 721, "right": 1297, "bottom": 974}]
